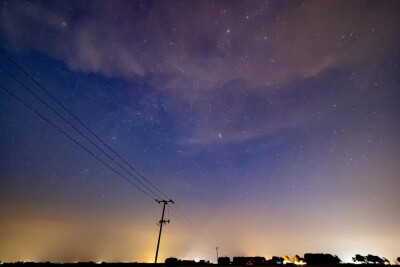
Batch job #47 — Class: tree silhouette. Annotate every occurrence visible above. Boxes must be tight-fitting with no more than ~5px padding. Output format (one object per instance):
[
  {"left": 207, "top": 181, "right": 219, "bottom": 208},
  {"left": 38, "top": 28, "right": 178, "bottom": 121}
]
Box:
[
  {"left": 304, "top": 253, "right": 341, "bottom": 265},
  {"left": 353, "top": 254, "right": 366, "bottom": 263},
  {"left": 366, "top": 254, "right": 384, "bottom": 264}
]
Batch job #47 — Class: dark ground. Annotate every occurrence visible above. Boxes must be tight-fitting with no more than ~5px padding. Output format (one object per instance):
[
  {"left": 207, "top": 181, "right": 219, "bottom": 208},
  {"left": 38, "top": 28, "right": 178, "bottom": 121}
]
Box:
[{"left": 1, "top": 263, "right": 400, "bottom": 267}]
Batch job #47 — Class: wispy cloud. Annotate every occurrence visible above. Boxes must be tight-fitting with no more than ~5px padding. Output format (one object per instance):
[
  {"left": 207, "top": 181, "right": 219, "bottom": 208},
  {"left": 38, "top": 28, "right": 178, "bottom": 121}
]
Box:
[{"left": 1, "top": 0, "right": 399, "bottom": 145}]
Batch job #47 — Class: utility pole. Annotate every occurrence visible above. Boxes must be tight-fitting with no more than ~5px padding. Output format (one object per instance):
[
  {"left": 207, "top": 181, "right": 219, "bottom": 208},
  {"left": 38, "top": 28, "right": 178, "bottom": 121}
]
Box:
[
  {"left": 154, "top": 199, "right": 174, "bottom": 267},
  {"left": 215, "top": 247, "right": 219, "bottom": 263}
]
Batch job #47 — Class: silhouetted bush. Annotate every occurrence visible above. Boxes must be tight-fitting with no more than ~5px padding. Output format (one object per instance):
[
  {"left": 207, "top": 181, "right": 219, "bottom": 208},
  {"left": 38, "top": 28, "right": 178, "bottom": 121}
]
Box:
[
  {"left": 353, "top": 254, "right": 387, "bottom": 264},
  {"left": 366, "top": 254, "right": 384, "bottom": 264},
  {"left": 218, "top": 257, "right": 230, "bottom": 265},
  {"left": 353, "top": 254, "right": 366, "bottom": 263},
  {"left": 303, "top": 253, "right": 341, "bottom": 265},
  {"left": 165, "top": 257, "right": 179, "bottom": 267}
]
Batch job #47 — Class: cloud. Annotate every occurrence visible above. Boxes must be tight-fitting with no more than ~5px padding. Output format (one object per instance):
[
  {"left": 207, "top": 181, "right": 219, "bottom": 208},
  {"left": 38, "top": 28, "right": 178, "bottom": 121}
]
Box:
[
  {"left": 1, "top": 0, "right": 399, "bottom": 145},
  {"left": 2, "top": 1, "right": 399, "bottom": 84}
]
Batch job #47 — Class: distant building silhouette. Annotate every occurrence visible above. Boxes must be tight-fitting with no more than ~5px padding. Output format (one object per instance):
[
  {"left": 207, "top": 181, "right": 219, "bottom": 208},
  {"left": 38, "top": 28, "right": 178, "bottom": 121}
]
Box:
[{"left": 218, "top": 257, "right": 230, "bottom": 265}]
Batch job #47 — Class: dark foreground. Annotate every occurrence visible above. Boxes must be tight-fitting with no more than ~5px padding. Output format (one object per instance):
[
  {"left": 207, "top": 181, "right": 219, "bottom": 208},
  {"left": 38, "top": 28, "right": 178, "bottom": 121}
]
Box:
[{"left": 1, "top": 263, "right": 400, "bottom": 267}]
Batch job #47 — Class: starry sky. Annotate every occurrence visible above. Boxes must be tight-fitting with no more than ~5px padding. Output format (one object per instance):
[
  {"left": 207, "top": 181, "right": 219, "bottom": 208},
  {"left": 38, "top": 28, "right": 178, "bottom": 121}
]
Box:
[{"left": 0, "top": 0, "right": 400, "bottom": 264}]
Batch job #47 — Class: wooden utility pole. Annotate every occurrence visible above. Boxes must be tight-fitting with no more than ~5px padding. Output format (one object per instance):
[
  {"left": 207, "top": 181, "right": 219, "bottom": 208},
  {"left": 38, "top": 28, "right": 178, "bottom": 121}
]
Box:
[
  {"left": 216, "top": 247, "right": 219, "bottom": 263},
  {"left": 154, "top": 199, "right": 174, "bottom": 267}
]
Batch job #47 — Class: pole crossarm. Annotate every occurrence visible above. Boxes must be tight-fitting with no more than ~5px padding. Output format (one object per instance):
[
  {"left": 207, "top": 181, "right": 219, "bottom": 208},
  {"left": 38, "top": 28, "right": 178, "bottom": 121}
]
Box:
[{"left": 156, "top": 199, "right": 174, "bottom": 204}]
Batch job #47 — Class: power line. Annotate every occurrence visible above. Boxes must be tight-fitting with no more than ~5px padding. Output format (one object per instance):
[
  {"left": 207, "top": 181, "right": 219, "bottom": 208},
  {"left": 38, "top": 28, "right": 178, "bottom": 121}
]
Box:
[
  {"left": 169, "top": 208, "right": 195, "bottom": 232},
  {"left": 0, "top": 49, "right": 194, "bottom": 235},
  {"left": 0, "top": 83, "right": 157, "bottom": 201},
  {"left": 172, "top": 204, "right": 194, "bottom": 226},
  {"left": 1, "top": 81, "right": 198, "bottom": 264},
  {"left": 0, "top": 49, "right": 171, "bottom": 201},
  {"left": 0, "top": 65, "right": 162, "bottom": 200}
]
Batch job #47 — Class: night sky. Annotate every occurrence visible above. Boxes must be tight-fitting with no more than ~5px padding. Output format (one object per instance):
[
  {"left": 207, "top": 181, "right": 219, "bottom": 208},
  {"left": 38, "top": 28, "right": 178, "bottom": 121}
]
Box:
[{"left": 0, "top": 0, "right": 400, "bottom": 264}]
